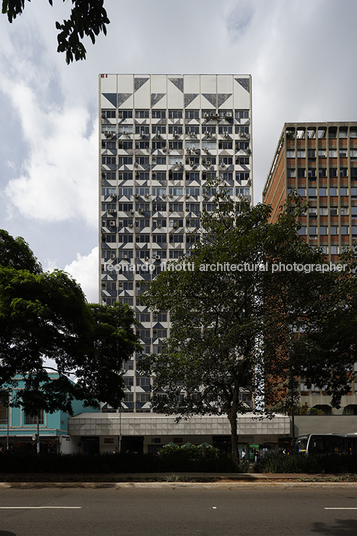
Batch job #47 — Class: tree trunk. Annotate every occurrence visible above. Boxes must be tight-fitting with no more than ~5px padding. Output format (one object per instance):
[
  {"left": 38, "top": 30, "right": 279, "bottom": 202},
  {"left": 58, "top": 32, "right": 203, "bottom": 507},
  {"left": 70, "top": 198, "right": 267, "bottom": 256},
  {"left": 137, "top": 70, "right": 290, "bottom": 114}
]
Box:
[{"left": 227, "top": 406, "right": 239, "bottom": 467}]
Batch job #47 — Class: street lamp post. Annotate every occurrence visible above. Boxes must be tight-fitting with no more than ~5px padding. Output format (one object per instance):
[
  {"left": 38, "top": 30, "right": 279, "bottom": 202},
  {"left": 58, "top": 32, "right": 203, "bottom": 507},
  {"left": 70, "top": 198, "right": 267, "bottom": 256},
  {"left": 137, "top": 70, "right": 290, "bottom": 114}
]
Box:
[
  {"left": 6, "top": 392, "right": 10, "bottom": 452},
  {"left": 118, "top": 404, "right": 122, "bottom": 453}
]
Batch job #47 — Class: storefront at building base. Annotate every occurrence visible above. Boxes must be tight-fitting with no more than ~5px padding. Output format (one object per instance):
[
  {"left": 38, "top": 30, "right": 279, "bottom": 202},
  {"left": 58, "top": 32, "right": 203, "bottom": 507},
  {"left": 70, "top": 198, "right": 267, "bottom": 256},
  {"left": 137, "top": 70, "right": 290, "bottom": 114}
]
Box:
[{"left": 68, "top": 413, "right": 291, "bottom": 455}]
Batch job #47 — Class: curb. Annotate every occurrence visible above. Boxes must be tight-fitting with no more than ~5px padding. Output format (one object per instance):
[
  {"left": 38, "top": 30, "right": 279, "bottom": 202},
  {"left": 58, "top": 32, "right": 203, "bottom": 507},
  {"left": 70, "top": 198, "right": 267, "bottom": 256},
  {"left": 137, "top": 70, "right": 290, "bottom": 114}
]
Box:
[{"left": 2, "top": 481, "right": 357, "bottom": 489}]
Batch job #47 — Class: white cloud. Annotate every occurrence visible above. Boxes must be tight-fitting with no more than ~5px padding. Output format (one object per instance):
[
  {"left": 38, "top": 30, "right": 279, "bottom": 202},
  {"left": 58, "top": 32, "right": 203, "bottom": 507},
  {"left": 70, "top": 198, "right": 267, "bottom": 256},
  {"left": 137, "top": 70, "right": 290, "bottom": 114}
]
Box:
[
  {"left": 64, "top": 247, "right": 99, "bottom": 303},
  {"left": 2, "top": 80, "right": 97, "bottom": 226}
]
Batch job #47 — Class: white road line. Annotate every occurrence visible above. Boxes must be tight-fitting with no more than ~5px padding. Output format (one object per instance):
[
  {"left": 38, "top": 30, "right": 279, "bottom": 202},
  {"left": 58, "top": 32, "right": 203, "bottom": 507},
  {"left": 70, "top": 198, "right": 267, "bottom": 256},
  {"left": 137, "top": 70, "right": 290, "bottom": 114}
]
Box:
[
  {"left": 0, "top": 507, "right": 82, "bottom": 509},
  {"left": 325, "top": 507, "right": 357, "bottom": 510}
]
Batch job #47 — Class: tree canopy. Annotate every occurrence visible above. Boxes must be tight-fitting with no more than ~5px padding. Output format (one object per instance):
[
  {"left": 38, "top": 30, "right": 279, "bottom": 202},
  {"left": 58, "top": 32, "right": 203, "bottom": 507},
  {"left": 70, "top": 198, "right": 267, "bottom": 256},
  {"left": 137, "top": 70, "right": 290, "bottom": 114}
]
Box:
[
  {"left": 140, "top": 193, "right": 357, "bottom": 464},
  {"left": 0, "top": 229, "right": 140, "bottom": 416},
  {"left": 2, "top": 0, "right": 110, "bottom": 63}
]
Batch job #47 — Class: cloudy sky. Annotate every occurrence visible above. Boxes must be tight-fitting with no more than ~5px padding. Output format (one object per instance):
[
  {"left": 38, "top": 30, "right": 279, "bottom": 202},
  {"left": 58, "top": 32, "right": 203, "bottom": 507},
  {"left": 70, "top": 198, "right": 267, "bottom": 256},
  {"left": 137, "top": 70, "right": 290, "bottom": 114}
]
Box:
[{"left": 0, "top": 0, "right": 356, "bottom": 302}]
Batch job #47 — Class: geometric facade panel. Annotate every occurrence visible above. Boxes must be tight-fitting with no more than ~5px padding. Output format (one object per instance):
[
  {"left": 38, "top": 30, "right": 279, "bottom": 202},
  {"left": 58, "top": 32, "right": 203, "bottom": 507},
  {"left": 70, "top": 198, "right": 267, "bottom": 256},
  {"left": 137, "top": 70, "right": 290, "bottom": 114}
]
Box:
[
  {"left": 169, "top": 78, "right": 184, "bottom": 93},
  {"left": 117, "top": 93, "right": 132, "bottom": 107},
  {"left": 184, "top": 94, "right": 199, "bottom": 108},
  {"left": 102, "top": 93, "right": 117, "bottom": 107},
  {"left": 235, "top": 78, "right": 251, "bottom": 93},
  {"left": 134, "top": 78, "right": 149, "bottom": 92}
]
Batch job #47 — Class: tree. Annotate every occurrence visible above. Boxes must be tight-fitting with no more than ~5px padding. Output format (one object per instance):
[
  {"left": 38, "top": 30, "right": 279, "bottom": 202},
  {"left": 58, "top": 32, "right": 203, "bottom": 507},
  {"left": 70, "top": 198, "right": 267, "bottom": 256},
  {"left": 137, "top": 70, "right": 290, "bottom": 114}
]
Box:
[
  {"left": 0, "top": 229, "right": 42, "bottom": 274},
  {"left": 140, "top": 193, "right": 353, "bottom": 464},
  {"left": 78, "top": 302, "right": 141, "bottom": 410},
  {"left": 0, "top": 229, "right": 140, "bottom": 416},
  {"left": 2, "top": 0, "right": 110, "bottom": 64}
]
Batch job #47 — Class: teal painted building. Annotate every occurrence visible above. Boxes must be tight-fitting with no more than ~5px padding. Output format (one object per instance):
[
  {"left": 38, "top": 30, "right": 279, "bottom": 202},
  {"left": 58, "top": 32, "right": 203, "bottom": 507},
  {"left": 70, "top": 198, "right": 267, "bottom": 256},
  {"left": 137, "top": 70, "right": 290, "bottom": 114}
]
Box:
[{"left": 0, "top": 376, "right": 97, "bottom": 453}]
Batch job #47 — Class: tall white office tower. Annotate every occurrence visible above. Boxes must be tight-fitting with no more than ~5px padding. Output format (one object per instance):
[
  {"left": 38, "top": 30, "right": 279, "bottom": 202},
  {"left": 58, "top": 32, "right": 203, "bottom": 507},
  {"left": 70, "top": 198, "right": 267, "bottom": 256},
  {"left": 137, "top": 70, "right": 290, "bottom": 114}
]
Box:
[{"left": 99, "top": 74, "right": 252, "bottom": 412}]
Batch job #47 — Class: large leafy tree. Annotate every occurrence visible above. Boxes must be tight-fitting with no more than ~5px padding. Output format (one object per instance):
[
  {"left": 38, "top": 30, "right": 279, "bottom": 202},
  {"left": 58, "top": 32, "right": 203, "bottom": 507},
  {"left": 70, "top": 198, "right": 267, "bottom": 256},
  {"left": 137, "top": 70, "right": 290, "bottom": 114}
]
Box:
[
  {"left": 2, "top": 0, "right": 110, "bottom": 63},
  {"left": 140, "top": 193, "right": 356, "bottom": 464},
  {"left": 0, "top": 229, "right": 140, "bottom": 416}
]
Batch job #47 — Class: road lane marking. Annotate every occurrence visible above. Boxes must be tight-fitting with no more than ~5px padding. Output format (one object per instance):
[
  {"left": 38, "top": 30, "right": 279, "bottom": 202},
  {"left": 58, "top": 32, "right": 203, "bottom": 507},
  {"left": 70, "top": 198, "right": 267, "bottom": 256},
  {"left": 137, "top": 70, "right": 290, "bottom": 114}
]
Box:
[
  {"left": 0, "top": 507, "right": 82, "bottom": 509},
  {"left": 325, "top": 507, "right": 357, "bottom": 510}
]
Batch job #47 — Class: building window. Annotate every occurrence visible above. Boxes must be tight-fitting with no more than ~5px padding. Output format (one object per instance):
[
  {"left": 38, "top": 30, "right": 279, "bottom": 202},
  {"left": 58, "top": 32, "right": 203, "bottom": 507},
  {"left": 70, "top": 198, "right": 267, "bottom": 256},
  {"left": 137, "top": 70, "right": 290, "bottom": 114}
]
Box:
[
  {"left": 102, "top": 110, "right": 116, "bottom": 118},
  {"left": 218, "top": 126, "right": 233, "bottom": 134},
  {"left": 136, "top": 125, "right": 150, "bottom": 135},
  {"left": 330, "top": 245, "right": 339, "bottom": 254},
  {"left": 329, "top": 188, "right": 337, "bottom": 196},
  {"left": 152, "top": 125, "right": 166, "bottom": 135},
  {"left": 341, "top": 226, "right": 349, "bottom": 235},
  {"left": 297, "top": 188, "right": 306, "bottom": 196},
  {"left": 319, "top": 188, "right": 327, "bottom": 196},
  {"left": 329, "top": 168, "right": 337, "bottom": 177},
  {"left": 298, "top": 227, "right": 306, "bottom": 235},
  {"left": 24, "top": 411, "right": 44, "bottom": 425},
  {"left": 152, "top": 110, "right": 166, "bottom": 119},
  {"left": 308, "top": 188, "right": 317, "bottom": 197},
  {"left": 236, "top": 155, "right": 248, "bottom": 163},
  {"left": 318, "top": 149, "right": 326, "bottom": 158},
  {"left": 340, "top": 188, "right": 348, "bottom": 196},
  {"left": 297, "top": 168, "right": 305, "bottom": 178},
  {"left": 168, "top": 125, "right": 183, "bottom": 134},
  {"left": 135, "top": 110, "right": 149, "bottom": 118},
  {"left": 297, "top": 150, "right": 305, "bottom": 158},
  {"left": 235, "top": 110, "right": 249, "bottom": 119},
  {"left": 286, "top": 150, "right": 295, "bottom": 158},
  {"left": 168, "top": 110, "right": 183, "bottom": 119},
  {"left": 330, "top": 226, "right": 338, "bottom": 235},
  {"left": 185, "top": 110, "right": 199, "bottom": 119},
  {"left": 319, "top": 226, "right": 328, "bottom": 235},
  {"left": 287, "top": 168, "right": 296, "bottom": 178},
  {"left": 118, "top": 125, "right": 133, "bottom": 134}
]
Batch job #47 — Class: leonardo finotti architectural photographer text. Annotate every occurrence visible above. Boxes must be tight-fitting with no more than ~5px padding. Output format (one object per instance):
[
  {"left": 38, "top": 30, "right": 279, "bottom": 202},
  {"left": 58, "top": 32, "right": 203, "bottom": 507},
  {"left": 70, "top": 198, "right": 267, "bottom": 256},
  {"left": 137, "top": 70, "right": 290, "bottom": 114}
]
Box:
[{"left": 103, "top": 261, "right": 347, "bottom": 274}]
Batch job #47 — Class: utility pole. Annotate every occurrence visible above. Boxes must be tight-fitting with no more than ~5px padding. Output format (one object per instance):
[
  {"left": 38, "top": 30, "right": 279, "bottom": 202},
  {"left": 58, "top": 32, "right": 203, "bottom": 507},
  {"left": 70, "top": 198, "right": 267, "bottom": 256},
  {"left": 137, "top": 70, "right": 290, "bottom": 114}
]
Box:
[{"left": 36, "top": 413, "right": 40, "bottom": 454}]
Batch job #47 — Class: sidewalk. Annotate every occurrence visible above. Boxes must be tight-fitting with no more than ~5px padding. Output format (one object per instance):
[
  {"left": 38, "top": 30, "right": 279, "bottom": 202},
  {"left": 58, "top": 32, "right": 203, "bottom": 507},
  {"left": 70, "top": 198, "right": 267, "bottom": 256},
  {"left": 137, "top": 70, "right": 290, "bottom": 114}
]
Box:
[{"left": 1, "top": 473, "right": 357, "bottom": 488}]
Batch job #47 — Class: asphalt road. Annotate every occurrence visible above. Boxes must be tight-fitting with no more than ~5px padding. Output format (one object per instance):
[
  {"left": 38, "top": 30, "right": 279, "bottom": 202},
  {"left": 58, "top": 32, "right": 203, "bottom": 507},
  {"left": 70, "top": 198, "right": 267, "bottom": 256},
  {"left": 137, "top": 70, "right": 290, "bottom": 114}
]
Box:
[{"left": 1, "top": 484, "right": 357, "bottom": 536}]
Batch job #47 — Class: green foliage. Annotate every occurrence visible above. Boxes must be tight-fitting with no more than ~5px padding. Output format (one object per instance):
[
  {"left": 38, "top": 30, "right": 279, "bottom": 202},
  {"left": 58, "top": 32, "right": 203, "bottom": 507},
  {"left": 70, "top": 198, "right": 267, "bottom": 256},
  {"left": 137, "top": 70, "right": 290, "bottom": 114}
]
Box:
[
  {"left": 256, "top": 453, "right": 357, "bottom": 474},
  {"left": 0, "top": 229, "right": 140, "bottom": 415},
  {"left": 2, "top": 0, "right": 110, "bottom": 63},
  {"left": 0, "top": 229, "right": 42, "bottom": 274},
  {"left": 0, "top": 451, "right": 238, "bottom": 474},
  {"left": 140, "top": 192, "right": 338, "bottom": 463}
]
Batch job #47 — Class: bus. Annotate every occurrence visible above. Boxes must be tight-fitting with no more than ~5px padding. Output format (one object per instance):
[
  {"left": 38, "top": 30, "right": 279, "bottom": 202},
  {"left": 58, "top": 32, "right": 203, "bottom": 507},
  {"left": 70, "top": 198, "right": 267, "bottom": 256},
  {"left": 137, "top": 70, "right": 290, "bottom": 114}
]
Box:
[{"left": 295, "top": 434, "right": 357, "bottom": 455}]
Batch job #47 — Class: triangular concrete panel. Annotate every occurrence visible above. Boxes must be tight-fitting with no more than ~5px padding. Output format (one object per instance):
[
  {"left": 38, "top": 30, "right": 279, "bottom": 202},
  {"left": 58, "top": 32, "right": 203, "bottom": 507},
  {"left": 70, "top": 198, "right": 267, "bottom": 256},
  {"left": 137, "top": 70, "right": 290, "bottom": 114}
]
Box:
[
  {"left": 184, "top": 94, "right": 199, "bottom": 108},
  {"left": 235, "top": 78, "right": 250, "bottom": 93},
  {"left": 117, "top": 93, "right": 132, "bottom": 107},
  {"left": 151, "top": 93, "right": 165, "bottom": 107},
  {"left": 217, "top": 94, "right": 232, "bottom": 107},
  {"left": 169, "top": 77, "right": 183, "bottom": 92},
  {"left": 103, "top": 93, "right": 117, "bottom": 107},
  {"left": 134, "top": 78, "right": 149, "bottom": 92},
  {"left": 202, "top": 94, "right": 217, "bottom": 108}
]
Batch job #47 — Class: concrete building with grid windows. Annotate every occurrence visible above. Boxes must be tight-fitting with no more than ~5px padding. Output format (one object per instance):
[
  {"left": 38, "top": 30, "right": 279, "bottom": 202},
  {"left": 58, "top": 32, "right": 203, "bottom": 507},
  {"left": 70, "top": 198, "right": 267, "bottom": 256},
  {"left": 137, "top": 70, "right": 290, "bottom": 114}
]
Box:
[
  {"left": 99, "top": 74, "right": 253, "bottom": 414},
  {"left": 263, "top": 122, "right": 357, "bottom": 414}
]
